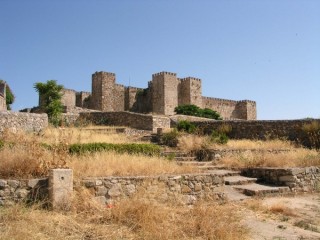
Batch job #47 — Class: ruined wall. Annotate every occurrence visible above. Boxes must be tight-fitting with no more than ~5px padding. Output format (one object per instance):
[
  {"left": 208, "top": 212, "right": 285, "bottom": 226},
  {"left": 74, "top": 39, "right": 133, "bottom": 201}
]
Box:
[
  {"left": 0, "top": 112, "right": 48, "bottom": 133},
  {"left": 113, "top": 84, "right": 125, "bottom": 111},
  {"left": 82, "top": 173, "right": 224, "bottom": 205},
  {"left": 79, "top": 111, "right": 170, "bottom": 132},
  {"left": 0, "top": 81, "right": 6, "bottom": 111},
  {"left": 194, "top": 119, "right": 320, "bottom": 142},
  {"left": 91, "top": 71, "right": 116, "bottom": 111},
  {"left": 178, "top": 77, "right": 202, "bottom": 107},
  {"left": 76, "top": 91, "right": 91, "bottom": 108},
  {"left": 152, "top": 72, "right": 178, "bottom": 115}
]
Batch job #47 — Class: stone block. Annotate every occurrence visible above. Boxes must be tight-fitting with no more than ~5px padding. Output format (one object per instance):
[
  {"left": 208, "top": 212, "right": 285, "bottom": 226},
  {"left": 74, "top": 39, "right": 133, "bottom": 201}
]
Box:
[
  {"left": 279, "top": 175, "right": 297, "bottom": 182},
  {"left": 108, "top": 185, "right": 122, "bottom": 197},
  {"left": 49, "top": 169, "right": 73, "bottom": 210},
  {"left": 0, "top": 180, "right": 7, "bottom": 189},
  {"left": 181, "top": 185, "right": 192, "bottom": 193}
]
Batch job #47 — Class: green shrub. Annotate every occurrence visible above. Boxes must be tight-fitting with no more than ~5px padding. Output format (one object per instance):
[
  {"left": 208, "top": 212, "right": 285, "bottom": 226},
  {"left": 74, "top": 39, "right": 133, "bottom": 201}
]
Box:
[
  {"left": 161, "top": 129, "right": 179, "bottom": 147},
  {"left": 0, "top": 140, "right": 4, "bottom": 150},
  {"left": 210, "top": 130, "right": 229, "bottom": 144},
  {"left": 176, "top": 120, "right": 197, "bottom": 133},
  {"left": 69, "top": 143, "right": 161, "bottom": 156},
  {"left": 174, "top": 104, "right": 222, "bottom": 120}
]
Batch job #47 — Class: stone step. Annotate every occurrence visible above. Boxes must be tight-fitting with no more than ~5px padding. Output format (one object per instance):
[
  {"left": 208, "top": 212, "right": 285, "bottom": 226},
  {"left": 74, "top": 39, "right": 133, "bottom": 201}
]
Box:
[
  {"left": 223, "top": 186, "right": 251, "bottom": 201},
  {"left": 233, "top": 184, "right": 290, "bottom": 197},
  {"left": 224, "top": 176, "right": 257, "bottom": 185},
  {"left": 161, "top": 151, "right": 190, "bottom": 158},
  {"left": 174, "top": 157, "right": 197, "bottom": 161},
  {"left": 205, "top": 169, "right": 241, "bottom": 177},
  {"left": 177, "top": 161, "right": 213, "bottom": 166}
]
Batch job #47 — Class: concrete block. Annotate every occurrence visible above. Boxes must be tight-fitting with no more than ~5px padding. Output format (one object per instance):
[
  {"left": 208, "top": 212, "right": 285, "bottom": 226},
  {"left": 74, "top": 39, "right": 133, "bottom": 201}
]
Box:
[{"left": 49, "top": 169, "right": 73, "bottom": 210}]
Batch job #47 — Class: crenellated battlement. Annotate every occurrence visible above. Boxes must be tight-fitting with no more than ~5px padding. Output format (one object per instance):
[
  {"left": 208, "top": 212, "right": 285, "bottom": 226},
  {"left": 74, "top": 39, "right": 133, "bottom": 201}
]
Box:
[
  {"left": 180, "top": 77, "right": 201, "bottom": 82},
  {"left": 202, "top": 96, "right": 238, "bottom": 104},
  {"left": 237, "top": 99, "right": 256, "bottom": 104},
  {"left": 92, "top": 71, "right": 116, "bottom": 77},
  {"left": 152, "top": 71, "right": 177, "bottom": 77}
]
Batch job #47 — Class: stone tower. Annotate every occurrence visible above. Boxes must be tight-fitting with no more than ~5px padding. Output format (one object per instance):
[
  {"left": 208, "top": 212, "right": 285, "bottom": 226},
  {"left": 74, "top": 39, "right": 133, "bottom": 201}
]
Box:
[
  {"left": 235, "top": 100, "right": 257, "bottom": 120},
  {"left": 151, "top": 72, "right": 178, "bottom": 115},
  {"left": 91, "top": 71, "right": 115, "bottom": 111},
  {"left": 0, "top": 81, "right": 6, "bottom": 111},
  {"left": 178, "top": 77, "right": 202, "bottom": 107}
]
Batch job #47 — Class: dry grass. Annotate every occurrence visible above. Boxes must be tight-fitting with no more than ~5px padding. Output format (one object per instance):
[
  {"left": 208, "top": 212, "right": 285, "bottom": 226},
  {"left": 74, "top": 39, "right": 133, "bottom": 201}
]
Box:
[
  {"left": 0, "top": 188, "right": 249, "bottom": 240},
  {"left": 0, "top": 129, "right": 196, "bottom": 179},
  {"left": 223, "top": 139, "right": 295, "bottom": 150},
  {"left": 177, "top": 134, "right": 209, "bottom": 152},
  {"left": 269, "top": 202, "right": 297, "bottom": 216},
  {"left": 70, "top": 152, "right": 196, "bottom": 179},
  {"left": 41, "top": 126, "right": 136, "bottom": 144},
  {"left": 219, "top": 148, "right": 320, "bottom": 168}
]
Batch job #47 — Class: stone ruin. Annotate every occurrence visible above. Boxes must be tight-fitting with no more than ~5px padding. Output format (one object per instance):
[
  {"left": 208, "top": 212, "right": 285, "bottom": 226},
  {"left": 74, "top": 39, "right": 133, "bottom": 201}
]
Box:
[{"left": 39, "top": 71, "right": 257, "bottom": 120}]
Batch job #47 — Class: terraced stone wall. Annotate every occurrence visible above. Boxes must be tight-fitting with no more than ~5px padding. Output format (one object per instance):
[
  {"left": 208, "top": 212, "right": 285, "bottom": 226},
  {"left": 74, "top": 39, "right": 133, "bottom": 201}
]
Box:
[
  {"left": 242, "top": 167, "right": 320, "bottom": 192},
  {"left": 195, "top": 119, "right": 320, "bottom": 142},
  {"left": 82, "top": 173, "right": 225, "bottom": 205}
]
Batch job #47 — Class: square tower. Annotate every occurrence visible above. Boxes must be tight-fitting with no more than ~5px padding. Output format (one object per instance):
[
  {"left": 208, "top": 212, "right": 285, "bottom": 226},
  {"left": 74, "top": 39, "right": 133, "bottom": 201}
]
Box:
[
  {"left": 178, "top": 77, "right": 202, "bottom": 107},
  {"left": 151, "top": 72, "right": 178, "bottom": 115},
  {"left": 91, "top": 71, "right": 116, "bottom": 111}
]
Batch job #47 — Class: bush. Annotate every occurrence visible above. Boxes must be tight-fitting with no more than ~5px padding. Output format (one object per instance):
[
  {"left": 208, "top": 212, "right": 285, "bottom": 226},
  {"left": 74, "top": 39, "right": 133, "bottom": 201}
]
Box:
[
  {"left": 176, "top": 120, "right": 197, "bottom": 133},
  {"left": 69, "top": 142, "right": 161, "bottom": 156},
  {"left": 161, "top": 129, "right": 179, "bottom": 147},
  {"left": 210, "top": 130, "right": 229, "bottom": 144},
  {"left": 174, "top": 104, "right": 222, "bottom": 120}
]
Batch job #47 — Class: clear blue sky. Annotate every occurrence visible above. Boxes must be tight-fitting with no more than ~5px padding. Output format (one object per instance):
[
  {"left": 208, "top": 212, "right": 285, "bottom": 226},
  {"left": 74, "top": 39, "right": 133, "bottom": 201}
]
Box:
[{"left": 0, "top": 0, "right": 319, "bottom": 120}]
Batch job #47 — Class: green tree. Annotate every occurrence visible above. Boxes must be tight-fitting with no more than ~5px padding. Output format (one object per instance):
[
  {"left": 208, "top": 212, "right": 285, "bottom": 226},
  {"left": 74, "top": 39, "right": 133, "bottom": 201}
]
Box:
[
  {"left": 174, "top": 104, "right": 222, "bottom": 120},
  {"left": 34, "top": 80, "right": 64, "bottom": 126},
  {"left": 0, "top": 80, "right": 15, "bottom": 110}
]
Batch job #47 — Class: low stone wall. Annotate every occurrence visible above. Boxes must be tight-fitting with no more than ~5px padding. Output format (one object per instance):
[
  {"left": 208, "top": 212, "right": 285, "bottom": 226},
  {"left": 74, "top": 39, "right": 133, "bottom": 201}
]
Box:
[
  {"left": 82, "top": 173, "right": 225, "bottom": 205},
  {"left": 242, "top": 167, "right": 320, "bottom": 192},
  {"left": 0, "top": 178, "right": 48, "bottom": 206},
  {"left": 79, "top": 111, "right": 170, "bottom": 132},
  {"left": 194, "top": 119, "right": 320, "bottom": 143},
  {"left": 0, "top": 112, "right": 48, "bottom": 133}
]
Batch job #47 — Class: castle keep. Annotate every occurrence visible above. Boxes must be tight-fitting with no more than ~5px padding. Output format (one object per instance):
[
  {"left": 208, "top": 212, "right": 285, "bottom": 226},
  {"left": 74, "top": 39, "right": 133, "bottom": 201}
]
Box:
[
  {"left": 0, "top": 81, "right": 6, "bottom": 111},
  {"left": 56, "top": 71, "right": 257, "bottom": 120}
]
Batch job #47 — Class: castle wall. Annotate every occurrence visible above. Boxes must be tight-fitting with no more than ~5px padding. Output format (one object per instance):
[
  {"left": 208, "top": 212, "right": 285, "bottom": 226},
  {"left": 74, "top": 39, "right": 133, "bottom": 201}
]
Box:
[
  {"left": 113, "top": 84, "right": 125, "bottom": 111},
  {"left": 91, "top": 72, "right": 115, "bottom": 111},
  {"left": 61, "top": 89, "right": 76, "bottom": 108},
  {"left": 76, "top": 91, "right": 91, "bottom": 108},
  {"left": 178, "top": 78, "right": 202, "bottom": 107},
  {"left": 152, "top": 72, "right": 178, "bottom": 115},
  {"left": 202, "top": 97, "right": 239, "bottom": 119},
  {"left": 235, "top": 100, "right": 257, "bottom": 120}
]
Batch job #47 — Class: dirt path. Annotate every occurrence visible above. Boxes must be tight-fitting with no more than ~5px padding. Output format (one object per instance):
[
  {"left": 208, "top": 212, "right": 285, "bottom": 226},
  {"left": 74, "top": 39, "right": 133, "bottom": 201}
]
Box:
[{"left": 240, "top": 193, "right": 320, "bottom": 240}]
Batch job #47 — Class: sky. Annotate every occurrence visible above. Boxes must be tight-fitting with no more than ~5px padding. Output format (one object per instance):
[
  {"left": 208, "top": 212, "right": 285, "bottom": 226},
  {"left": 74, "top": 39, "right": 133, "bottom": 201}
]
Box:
[{"left": 0, "top": 0, "right": 319, "bottom": 120}]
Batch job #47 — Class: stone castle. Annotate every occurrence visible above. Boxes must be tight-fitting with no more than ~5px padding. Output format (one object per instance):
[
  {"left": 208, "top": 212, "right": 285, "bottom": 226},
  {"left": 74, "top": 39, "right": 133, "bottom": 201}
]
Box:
[
  {"left": 42, "top": 71, "right": 257, "bottom": 120},
  {"left": 0, "top": 81, "right": 6, "bottom": 111}
]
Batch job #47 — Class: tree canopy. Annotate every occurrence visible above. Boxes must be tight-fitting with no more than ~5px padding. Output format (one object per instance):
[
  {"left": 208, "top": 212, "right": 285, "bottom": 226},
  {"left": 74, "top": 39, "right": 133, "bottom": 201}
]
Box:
[{"left": 34, "top": 80, "right": 64, "bottom": 126}]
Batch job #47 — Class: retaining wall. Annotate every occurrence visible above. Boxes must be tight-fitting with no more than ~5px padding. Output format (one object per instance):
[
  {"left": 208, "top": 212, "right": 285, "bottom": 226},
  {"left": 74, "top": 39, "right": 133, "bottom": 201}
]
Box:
[
  {"left": 79, "top": 111, "right": 170, "bottom": 132},
  {"left": 242, "top": 167, "right": 320, "bottom": 192},
  {"left": 82, "top": 173, "right": 225, "bottom": 205},
  {"left": 195, "top": 119, "right": 320, "bottom": 142},
  {"left": 0, "top": 112, "right": 48, "bottom": 133}
]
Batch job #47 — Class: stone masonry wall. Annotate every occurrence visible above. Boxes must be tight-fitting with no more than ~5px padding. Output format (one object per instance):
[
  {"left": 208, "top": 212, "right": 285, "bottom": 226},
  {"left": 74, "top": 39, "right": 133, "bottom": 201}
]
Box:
[
  {"left": 0, "top": 178, "right": 48, "bottom": 206},
  {"left": 79, "top": 111, "right": 170, "bottom": 132},
  {"left": 242, "top": 167, "right": 320, "bottom": 192},
  {"left": 202, "top": 97, "right": 239, "bottom": 120},
  {"left": 178, "top": 77, "right": 202, "bottom": 107},
  {"left": 76, "top": 91, "right": 91, "bottom": 108},
  {"left": 82, "top": 173, "right": 225, "bottom": 205},
  {"left": 61, "top": 89, "right": 76, "bottom": 108},
  {"left": 0, "top": 112, "right": 48, "bottom": 133},
  {"left": 194, "top": 119, "right": 320, "bottom": 141},
  {"left": 113, "top": 84, "right": 125, "bottom": 111}
]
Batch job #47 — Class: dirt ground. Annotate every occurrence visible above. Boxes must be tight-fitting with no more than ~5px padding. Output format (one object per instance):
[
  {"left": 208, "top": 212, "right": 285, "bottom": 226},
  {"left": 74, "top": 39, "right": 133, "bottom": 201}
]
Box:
[{"left": 240, "top": 193, "right": 320, "bottom": 240}]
